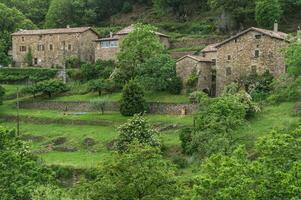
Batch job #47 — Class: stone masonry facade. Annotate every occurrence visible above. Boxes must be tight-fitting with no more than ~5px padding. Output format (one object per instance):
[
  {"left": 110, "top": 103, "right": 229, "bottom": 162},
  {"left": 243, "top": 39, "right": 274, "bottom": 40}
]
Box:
[
  {"left": 176, "top": 24, "right": 290, "bottom": 96},
  {"left": 12, "top": 27, "right": 99, "bottom": 68}
]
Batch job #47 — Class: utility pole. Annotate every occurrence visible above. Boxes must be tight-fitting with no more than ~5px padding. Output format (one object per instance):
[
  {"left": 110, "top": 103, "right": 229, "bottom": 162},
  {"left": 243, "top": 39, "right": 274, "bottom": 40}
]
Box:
[{"left": 16, "top": 87, "right": 20, "bottom": 135}]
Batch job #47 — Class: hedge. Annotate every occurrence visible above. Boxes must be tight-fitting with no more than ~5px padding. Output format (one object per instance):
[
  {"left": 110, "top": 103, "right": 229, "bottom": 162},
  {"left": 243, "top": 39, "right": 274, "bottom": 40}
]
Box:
[{"left": 0, "top": 68, "right": 58, "bottom": 83}]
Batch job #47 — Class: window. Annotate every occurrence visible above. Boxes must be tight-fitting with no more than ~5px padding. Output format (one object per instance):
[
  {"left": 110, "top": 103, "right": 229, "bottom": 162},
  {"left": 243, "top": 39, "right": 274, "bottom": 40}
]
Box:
[
  {"left": 257, "top": 45, "right": 260, "bottom": 48},
  {"left": 212, "top": 59, "right": 216, "bottom": 63},
  {"left": 22, "top": 37, "right": 24, "bottom": 42},
  {"left": 251, "top": 65, "right": 257, "bottom": 74},
  {"left": 255, "top": 34, "right": 262, "bottom": 39},
  {"left": 39, "top": 35, "right": 42, "bottom": 40},
  {"left": 68, "top": 44, "right": 72, "bottom": 51},
  {"left": 34, "top": 58, "right": 38, "bottom": 65},
  {"left": 20, "top": 46, "right": 27, "bottom": 52},
  {"left": 226, "top": 67, "right": 232, "bottom": 76},
  {"left": 202, "top": 52, "right": 206, "bottom": 58},
  {"left": 234, "top": 38, "right": 237, "bottom": 43},
  {"left": 49, "top": 44, "right": 53, "bottom": 51},
  {"left": 101, "top": 41, "right": 118, "bottom": 48},
  {"left": 227, "top": 55, "right": 231, "bottom": 61},
  {"left": 37, "top": 44, "right": 45, "bottom": 51},
  {"left": 110, "top": 41, "right": 118, "bottom": 48},
  {"left": 255, "top": 50, "right": 259, "bottom": 57}
]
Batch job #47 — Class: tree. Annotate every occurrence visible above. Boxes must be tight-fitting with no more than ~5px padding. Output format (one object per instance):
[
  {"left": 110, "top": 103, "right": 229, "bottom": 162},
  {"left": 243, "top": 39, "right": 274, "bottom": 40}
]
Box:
[
  {"left": 0, "top": 3, "right": 36, "bottom": 66},
  {"left": 255, "top": 0, "right": 282, "bottom": 28},
  {"left": 35, "top": 79, "right": 69, "bottom": 98},
  {"left": 117, "top": 115, "right": 160, "bottom": 152},
  {"left": 137, "top": 54, "right": 180, "bottom": 92},
  {"left": 44, "top": 0, "right": 73, "bottom": 28},
  {"left": 185, "top": 126, "right": 301, "bottom": 200},
  {"left": 82, "top": 144, "right": 179, "bottom": 200},
  {"left": 120, "top": 80, "right": 146, "bottom": 116},
  {"left": 88, "top": 79, "right": 105, "bottom": 96},
  {"left": 117, "top": 23, "right": 166, "bottom": 83},
  {"left": 285, "top": 42, "right": 301, "bottom": 78},
  {"left": 180, "top": 94, "right": 247, "bottom": 157},
  {"left": 0, "top": 127, "right": 54, "bottom": 200},
  {"left": 90, "top": 99, "right": 108, "bottom": 115}
]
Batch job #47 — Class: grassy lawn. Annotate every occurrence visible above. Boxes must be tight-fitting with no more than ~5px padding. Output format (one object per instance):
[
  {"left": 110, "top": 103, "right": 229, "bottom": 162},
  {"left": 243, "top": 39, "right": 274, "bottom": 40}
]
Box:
[
  {"left": 52, "top": 91, "right": 189, "bottom": 103},
  {"left": 0, "top": 101, "right": 193, "bottom": 126},
  {"left": 2, "top": 84, "right": 26, "bottom": 99},
  {"left": 235, "top": 102, "right": 300, "bottom": 148}
]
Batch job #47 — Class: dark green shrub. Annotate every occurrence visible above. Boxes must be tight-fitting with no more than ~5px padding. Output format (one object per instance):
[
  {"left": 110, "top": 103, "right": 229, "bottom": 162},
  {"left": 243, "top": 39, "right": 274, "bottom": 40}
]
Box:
[
  {"left": 167, "top": 76, "right": 183, "bottom": 95},
  {"left": 80, "top": 60, "right": 116, "bottom": 82},
  {"left": 120, "top": 80, "right": 146, "bottom": 116},
  {"left": 65, "top": 56, "right": 82, "bottom": 68},
  {"left": 179, "top": 128, "right": 194, "bottom": 155},
  {"left": 67, "top": 69, "right": 84, "bottom": 82},
  {"left": 0, "top": 85, "right": 5, "bottom": 104}
]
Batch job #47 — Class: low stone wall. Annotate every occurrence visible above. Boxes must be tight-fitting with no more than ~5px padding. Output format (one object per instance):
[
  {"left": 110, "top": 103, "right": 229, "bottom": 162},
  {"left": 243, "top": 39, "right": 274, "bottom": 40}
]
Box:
[{"left": 19, "top": 101, "right": 198, "bottom": 115}]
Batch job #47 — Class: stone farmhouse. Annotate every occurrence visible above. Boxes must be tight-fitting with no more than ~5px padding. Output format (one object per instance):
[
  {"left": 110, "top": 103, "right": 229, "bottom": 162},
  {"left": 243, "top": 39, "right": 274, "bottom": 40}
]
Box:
[
  {"left": 94, "top": 24, "right": 170, "bottom": 61},
  {"left": 177, "top": 23, "right": 291, "bottom": 96},
  {"left": 11, "top": 27, "right": 99, "bottom": 68}
]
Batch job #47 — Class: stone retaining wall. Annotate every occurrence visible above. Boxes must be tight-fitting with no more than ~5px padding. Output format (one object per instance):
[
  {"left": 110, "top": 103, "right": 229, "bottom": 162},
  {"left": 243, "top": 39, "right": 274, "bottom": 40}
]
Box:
[{"left": 19, "top": 101, "right": 198, "bottom": 115}]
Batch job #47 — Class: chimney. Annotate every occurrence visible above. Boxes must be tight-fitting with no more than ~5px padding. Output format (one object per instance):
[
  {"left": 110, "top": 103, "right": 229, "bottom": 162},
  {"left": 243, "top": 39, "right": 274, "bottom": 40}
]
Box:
[
  {"left": 66, "top": 25, "right": 70, "bottom": 28},
  {"left": 110, "top": 32, "right": 113, "bottom": 38},
  {"left": 297, "top": 26, "right": 301, "bottom": 42},
  {"left": 274, "top": 20, "right": 278, "bottom": 32}
]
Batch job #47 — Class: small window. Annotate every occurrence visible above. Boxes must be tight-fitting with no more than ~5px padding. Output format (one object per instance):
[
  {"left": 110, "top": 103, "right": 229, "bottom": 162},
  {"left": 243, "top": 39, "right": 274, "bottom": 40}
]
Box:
[
  {"left": 19, "top": 46, "right": 27, "bottom": 52},
  {"left": 110, "top": 41, "right": 118, "bottom": 48},
  {"left": 226, "top": 67, "right": 232, "bottom": 76},
  {"left": 100, "top": 41, "right": 110, "bottom": 48},
  {"left": 234, "top": 38, "right": 237, "bottom": 43},
  {"left": 202, "top": 52, "right": 206, "bottom": 58},
  {"left": 39, "top": 35, "right": 42, "bottom": 40},
  {"left": 227, "top": 55, "right": 231, "bottom": 61},
  {"left": 68, "top": 44, "right": 72, "bottom": 51},
  {"left": 255, "top": 50, "right": 259, "bottom": 57},
  {"left": 212, "top": 59, "right": 216, "bottom": 63},
  {"left": 251, "top": 65, "right": 257, "bottom": 74},
  {"left": 256, "top": 45, "right": 260, "bottom": 48},
  {"left": 255, "top": 34, "right": 261, "bottom": 39},
  {"left": 34, "top": 58, "right": 38, "bottom": 65},
  {"left": 49, "top": 44, "right": 53, "bottom": 51},
  {"left": 37, "top": 44, "right": 45, "bottom": 51},
  {"left": 21, "top": 37, "right": 24, "bottom": 42}
]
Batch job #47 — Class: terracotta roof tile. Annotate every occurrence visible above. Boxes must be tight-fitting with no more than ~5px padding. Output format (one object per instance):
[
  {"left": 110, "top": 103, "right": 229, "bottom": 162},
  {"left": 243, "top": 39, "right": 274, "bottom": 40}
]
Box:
[{"left": 12, "top": 27, "right": 99, "bottom": 36}]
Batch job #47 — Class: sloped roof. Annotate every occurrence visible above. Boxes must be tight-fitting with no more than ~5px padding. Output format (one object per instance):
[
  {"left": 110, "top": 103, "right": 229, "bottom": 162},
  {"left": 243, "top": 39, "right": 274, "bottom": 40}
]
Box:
[
  {"left": 215, "top": 27, "right": 289, "bottom": 48},
  {"left": 94, "top": 37, "right": 119, "bottom": 41},
  {"left": 12, "top": 27, "right": 100, "bottom": 36},
  {"left": 115, "top": 24, "right": 169, "bottom": 38},
  {"left": 177, "top": 55, "right": 213, "bottom": 63},
  {"left": 201, "top": 43, "right": 219, "bottom": 53}
]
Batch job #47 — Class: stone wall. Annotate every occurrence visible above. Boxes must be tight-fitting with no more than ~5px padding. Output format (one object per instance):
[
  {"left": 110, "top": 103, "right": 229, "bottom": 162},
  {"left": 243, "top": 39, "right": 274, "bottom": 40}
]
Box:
[
  {"left": 19, "top": 101, "right": 198, "bottom": 115},
  {"left": 12, "top": 30, "right": 98, "bottom": 68},
  {"left": 176, "top": 57, "right": 213, "bottom": 93},
  {"left": 216, "top": 30, "right": 288, "bottom": 95}
]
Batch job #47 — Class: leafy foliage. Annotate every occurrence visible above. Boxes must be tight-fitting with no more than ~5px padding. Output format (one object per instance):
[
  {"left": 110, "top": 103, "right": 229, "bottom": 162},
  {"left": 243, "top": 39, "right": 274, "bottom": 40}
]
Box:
[
  {"left": 80, "top": 60, "right": 116, "bottom": 82},
  {"left": 0, "top": 127, "right": 54, "bottom": 200},
  {"left": 117, "top": 23, "right": 166, "bottom": 83},
  {"left": 255, "top": 0, "right": 282, "bottom": 28},
  {"left": 31, "top": 79, "right": 69, "bottom": 98},
  {"left": 80, "top": 144, "right": 179, "bottom": 200},
  {"left": 285, "top": 42, "right": 301, "bottom": 78},
  {"left": 120, "top": 80, "right": 146, "bottom": 116},
  {"left": 116, "top": 115, "right": 160, "bottom": 152}
]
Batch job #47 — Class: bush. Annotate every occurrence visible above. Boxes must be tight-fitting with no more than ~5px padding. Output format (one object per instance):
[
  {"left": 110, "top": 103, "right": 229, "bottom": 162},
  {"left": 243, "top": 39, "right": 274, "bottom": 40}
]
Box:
[
  {"left": 167, "top": 76, "right": 182, "bottom": 94},
  {"left": 120, "top": 80, "right": 146, "bottom": 116},
  {"left": 80, "top": 60, "right": 116, "bottom": 82},
  {"left": 186, "top": 67, "right": 199, "bottom": 92},
  {"left": 90, "top": 99, "right": 108, "bottom": 115},
  {"left": 116, "top": 115, "right": 160, "bottom": 152}
]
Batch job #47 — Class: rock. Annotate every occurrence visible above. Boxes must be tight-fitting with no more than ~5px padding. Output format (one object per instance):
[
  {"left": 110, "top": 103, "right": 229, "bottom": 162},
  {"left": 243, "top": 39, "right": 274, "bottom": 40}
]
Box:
[
  {"left": 83, "top": 138, "right": 97, "bottom": 147},
  {"left": 52, "top": 137, "right": 67, "bottom": 145}
]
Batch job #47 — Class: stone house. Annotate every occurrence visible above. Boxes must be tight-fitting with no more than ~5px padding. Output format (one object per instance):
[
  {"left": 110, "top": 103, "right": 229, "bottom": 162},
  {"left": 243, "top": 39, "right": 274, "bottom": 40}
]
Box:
[
  {"left": 11, "top": 27, "right": 99, "bottom": 68},
  {"left": 177, "top": 24, "right": 290, "bottom": 96},
  {"left": 176, "top": 55, "right": 214, "bottom": 94},
  {"left": 94, "top": 25, "right": 170, "bottom": 61}
]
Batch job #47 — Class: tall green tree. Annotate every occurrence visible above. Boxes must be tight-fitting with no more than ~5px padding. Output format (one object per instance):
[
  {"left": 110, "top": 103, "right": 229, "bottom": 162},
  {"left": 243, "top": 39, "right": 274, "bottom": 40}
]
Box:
[
  {"left": 285, "top": 42, "right": 301, "bottom": 78},
  {"left": 44, "top": 0, "right": 73, "bottom": 28},
  {"left": 117, "top": 23, "right": 165, "bottom": 82},
  {"left": 255, "top": 0, "right": 282, "bottom": 28}
]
